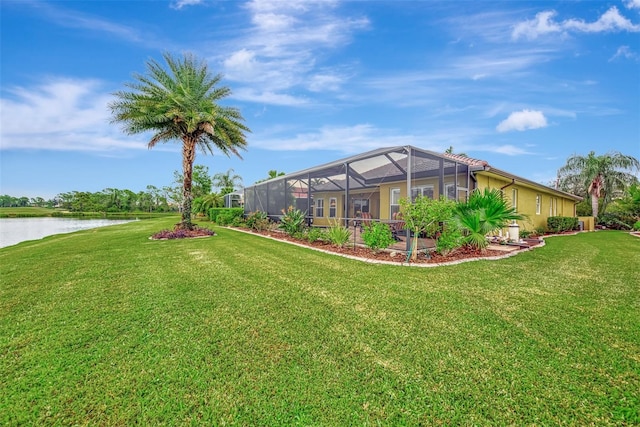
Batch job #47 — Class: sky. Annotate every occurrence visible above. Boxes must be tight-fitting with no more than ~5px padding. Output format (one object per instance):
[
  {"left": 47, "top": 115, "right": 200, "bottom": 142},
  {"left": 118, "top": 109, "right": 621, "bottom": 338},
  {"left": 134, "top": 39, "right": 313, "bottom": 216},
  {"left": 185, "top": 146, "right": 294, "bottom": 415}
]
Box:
[{"left": 1, "top": 0, "right": 639, "bottom": 200}]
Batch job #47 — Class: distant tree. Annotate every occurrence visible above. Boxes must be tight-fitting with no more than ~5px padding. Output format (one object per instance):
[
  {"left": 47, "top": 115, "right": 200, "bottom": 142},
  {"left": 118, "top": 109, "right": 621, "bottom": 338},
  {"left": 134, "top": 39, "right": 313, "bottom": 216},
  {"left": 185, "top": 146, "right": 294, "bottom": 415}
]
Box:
[
  {"left": 173, "top": 165, "right": 213, "bottom": 199},
  {"left": 110, "top": 52, "right": 250, "bottom": 229},
  {"left": 558, "top": 151, "right": 640, "bottom": 218},
  {"left": 256, "top": 170, "right": 286, "bottom": 183},
  {"left": 213, "top": 168, "right": 243, "bottom": 196},
  {"left": 445, "top": 146, "right": 467, "bottom": 157}
]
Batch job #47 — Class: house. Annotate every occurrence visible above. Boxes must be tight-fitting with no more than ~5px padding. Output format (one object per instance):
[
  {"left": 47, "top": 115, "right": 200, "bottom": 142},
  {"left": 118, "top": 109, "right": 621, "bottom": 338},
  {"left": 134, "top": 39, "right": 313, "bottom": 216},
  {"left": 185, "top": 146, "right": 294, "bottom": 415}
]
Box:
[{"left": 244, "top": 145, "right": 584, "bottom": 234}]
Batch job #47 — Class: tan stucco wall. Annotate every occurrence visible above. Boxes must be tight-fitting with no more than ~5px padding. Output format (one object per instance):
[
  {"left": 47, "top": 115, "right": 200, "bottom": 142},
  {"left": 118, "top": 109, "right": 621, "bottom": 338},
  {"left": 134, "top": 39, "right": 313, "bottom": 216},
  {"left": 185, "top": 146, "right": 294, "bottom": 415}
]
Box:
[{"left": 474, "top": 171, "right": 579, "bottom": 232}]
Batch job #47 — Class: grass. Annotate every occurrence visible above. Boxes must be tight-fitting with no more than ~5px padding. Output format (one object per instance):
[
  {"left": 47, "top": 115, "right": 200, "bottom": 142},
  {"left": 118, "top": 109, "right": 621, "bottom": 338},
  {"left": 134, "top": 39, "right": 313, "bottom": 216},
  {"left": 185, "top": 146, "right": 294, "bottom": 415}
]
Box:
[{"left": 1, "top": 218, "right": 638, "bottom": 425}]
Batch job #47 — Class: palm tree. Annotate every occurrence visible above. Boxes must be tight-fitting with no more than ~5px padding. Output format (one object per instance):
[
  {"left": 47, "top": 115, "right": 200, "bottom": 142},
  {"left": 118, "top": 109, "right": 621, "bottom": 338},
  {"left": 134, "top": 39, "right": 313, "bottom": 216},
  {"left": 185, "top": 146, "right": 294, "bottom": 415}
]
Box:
[
  {"left": 455, "top": 188, "right": 524, "bottom": 250},
  {"left": 558, "top": 151, "right": 639, "bottom": 218},
  {"left": 213, "top": 168, "right": 243, "bottom": 196},
  {"left": 110, "top": 52, "right": 249, "bottom": 229}
]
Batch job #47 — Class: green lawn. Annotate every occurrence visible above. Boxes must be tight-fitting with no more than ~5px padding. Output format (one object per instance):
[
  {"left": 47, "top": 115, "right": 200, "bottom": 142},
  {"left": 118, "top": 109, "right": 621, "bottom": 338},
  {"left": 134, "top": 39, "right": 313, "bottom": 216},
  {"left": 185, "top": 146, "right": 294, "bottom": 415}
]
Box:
[{"left": 1, "top": 218, "right": 638, "bottom": 425}]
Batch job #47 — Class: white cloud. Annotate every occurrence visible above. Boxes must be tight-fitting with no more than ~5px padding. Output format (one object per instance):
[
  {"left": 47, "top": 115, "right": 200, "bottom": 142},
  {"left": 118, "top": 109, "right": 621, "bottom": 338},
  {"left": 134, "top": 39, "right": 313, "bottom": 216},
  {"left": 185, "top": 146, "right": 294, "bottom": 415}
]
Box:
[
  {"left": 512, "top": 7, "right": 640, "bottom": 40},
  {"left": 474, "top": 144, "right": 534, "bottom": 156},
  {"left": 0, "top": 79, "right": 144, "bottom": 152},
  {"left": 217, "top": 0, "right": 369, "bottom": 104},
  {"left": 609, "top": 45, "right": 639, "bottom": 61},
  {"left": 496, "top": 110, "right": 548, "bottom": 132},
  {"left": 171, "top": 0, "right": 205, "bottom": 9},
  {"left": 625, "top": 0, "right": 640, "bottom": 10}
]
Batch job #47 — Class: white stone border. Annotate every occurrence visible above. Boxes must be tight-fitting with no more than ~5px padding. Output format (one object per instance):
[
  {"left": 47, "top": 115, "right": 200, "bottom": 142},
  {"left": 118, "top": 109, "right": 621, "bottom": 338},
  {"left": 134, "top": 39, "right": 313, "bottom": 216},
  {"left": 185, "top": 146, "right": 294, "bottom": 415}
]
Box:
[{"left": 222, "top": 226, "right": 547, "bottom": 268}]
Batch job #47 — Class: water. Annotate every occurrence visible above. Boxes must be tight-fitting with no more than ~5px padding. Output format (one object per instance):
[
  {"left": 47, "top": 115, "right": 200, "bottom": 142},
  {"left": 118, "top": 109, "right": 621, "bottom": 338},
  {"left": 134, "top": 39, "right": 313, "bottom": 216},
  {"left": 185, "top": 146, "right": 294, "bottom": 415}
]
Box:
[{"left": 0, "top": 217, "right": 136, "bottom": 249}]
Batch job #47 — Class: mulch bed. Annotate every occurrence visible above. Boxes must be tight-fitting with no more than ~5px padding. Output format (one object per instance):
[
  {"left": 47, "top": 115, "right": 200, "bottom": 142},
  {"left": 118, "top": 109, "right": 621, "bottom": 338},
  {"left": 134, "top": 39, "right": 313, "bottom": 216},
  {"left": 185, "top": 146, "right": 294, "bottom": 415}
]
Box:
[{"left": 243, "top": 228, "right": 541, "bottom": 265}]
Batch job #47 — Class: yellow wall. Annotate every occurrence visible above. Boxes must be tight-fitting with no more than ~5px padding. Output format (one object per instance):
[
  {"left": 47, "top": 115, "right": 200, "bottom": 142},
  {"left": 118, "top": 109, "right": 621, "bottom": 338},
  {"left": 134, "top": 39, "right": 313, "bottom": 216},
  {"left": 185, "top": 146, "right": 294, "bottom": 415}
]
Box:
[
  {"left": 311, "top": 171, "right": 579, "bottom": 232},
  {"left": 474, "top": 172, "right": 579, "bottom": 232}
]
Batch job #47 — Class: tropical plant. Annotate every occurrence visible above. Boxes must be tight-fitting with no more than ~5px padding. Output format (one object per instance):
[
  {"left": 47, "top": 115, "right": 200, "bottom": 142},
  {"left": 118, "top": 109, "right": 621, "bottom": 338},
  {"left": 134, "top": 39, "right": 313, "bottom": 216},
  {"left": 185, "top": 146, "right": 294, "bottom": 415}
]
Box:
[
  {"left": 305, "top": 227, "right": 327, "bottom": 243},
  {"left": 326, "top": 221, "right": 351, "bottom": 248},
  {"left": 213, "top": 168, "right": 244, "bottom": 196},
  {"left": 361, "top": 221, "right": 395, "bottom": 252},
  {"left": 256, "top": 170, "right": 286, "bottom": 183},
  {"left": 558, "top": 151, "right": 640, "bottom": 218},
  {"left": 245, "top": 211, "right": 270, "bottom": 231},
  {"left": 193, "top": 193, "right": 223, "bottom": 217},
  {"left": 616, "top": 184, "right": 640, "bottom": 218},
  {"left": 455, "top": 188, "right": 524, "bottom": 250},
  {"left": 399, "top": 195, "right": 457, "bottom": 260},
  {"left": 279, "top": 206, "right": 306, "bottom": 236},
  {"left": 435, "top": 226, "right": 463, "bottom": 256},
  {"left": 110, "top": 52, "right": 249, "bottom": 230}
]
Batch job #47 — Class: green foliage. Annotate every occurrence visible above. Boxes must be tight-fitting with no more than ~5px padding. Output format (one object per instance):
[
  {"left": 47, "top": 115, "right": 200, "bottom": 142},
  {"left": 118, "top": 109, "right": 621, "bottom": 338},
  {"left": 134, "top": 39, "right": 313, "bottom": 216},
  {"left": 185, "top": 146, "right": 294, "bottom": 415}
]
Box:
[
  {"left": 617, "top": 184, "right": 640, "bottom": 217},
  {"left": 575, "top": 199, "right": 592, "bottom": 216},
  {"left": 278, "top": 207, "right": 307, "bottom": 236},
  {"left": 326, "top": 221, "right": 351, "bottom": 247},
  {"left": 305, "top": 227, "right": 327, "bottom": 243},
  {"left": 245, "top": 211, "right": 270, "bottom": 231},
  {"left": 633, "top": 221, "right": 640, "bottom": 231},
  {"left": 455, "top": 188, "right": 525, "bottom": 250},
  {"left": 110, "top": 52, "right": 249, "bottom": 229},
  {"left": 534, "top": 226, "right": 546, "bottom": 236},
  {"left": 208, "top": 207, "right": 243, "bottom": 224},
  {"left": 399, "top": 195, "right": 457, "bottom": 259},
  {"left": 547, "top": 216, "right": 579, "bottom": 233},
  {"left": 596, "top": 212, "right": 635, "bottom": 230},
  {"left": 361, "top": 222, "right": 395, "bottom": 252},
  {"left": 435, "top": 225, "right": 463, "bottom": 255},
  {"left": 519, "top": 229, "right": 532, "bottom": 239}
]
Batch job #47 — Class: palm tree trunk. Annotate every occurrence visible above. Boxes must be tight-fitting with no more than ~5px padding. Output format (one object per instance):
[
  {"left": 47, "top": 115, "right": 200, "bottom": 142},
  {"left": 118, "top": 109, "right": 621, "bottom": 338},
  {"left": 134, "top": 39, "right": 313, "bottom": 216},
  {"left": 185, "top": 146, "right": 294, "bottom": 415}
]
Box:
[
  {"left": 591, "top": 192, "right": 599, "bottom": 219},
  {"left": 181, "top": 136, "right": 197, "bottom": 229}
]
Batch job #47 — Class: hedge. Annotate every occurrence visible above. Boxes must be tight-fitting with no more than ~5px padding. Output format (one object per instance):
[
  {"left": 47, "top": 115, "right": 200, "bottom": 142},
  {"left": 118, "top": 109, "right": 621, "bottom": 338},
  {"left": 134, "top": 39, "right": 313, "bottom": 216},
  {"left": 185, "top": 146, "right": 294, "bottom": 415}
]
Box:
[
  {"left": 547, "top": 216, "right": 579, "bottom": 233},
  {"left": 208, "top": 207, "right": 244, "bottom": 224}
]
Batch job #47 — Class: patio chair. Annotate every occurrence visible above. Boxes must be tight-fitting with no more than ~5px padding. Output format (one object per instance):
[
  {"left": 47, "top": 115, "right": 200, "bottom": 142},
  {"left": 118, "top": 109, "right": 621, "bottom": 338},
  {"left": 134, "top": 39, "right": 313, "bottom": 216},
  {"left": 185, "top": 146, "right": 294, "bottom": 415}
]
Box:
[
  {"left": 391, "top": 212, "right": 405, "bottom": 241},
  {"left": 360, "top": 212, "right": 372, "bottom": 231}
]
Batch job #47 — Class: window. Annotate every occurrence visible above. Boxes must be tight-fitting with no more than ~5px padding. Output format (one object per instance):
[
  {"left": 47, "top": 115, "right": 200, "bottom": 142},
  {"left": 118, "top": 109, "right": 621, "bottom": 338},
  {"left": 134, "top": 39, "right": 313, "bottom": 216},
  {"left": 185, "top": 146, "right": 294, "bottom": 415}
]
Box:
[
  {"left": 445, "top": 184, "right": 456, "bottom": 201},
  {"left": 315, "top": 198, "right": 324, "bottom": 217},
  {"left": 390, "top": 188, "right": 400, "bottom": 216},
  {"left": 411, "top": 185, "right": 434, "bottom": 201},
  {"left": 329, "top": 197, "right": 337, "bottom": 218},
  {"left": 353, "top": 198, "right": 369, "bottom": 215},
  {"left": 512, "top": 188, "right": 518, "bottom": 212},
  {"left": 549, "top": 197, "right": 557, "bottom": 216},
  {"left": 536, "top": 194, "right": 541, "bottom": 215}
]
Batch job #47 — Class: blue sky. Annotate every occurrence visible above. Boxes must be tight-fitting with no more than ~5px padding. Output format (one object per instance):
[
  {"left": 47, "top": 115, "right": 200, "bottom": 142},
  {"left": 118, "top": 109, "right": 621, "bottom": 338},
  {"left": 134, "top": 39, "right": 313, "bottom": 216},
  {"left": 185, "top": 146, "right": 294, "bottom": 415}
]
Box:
[{"left": 1, "top": 0, "right": 639, "bottom": 200}]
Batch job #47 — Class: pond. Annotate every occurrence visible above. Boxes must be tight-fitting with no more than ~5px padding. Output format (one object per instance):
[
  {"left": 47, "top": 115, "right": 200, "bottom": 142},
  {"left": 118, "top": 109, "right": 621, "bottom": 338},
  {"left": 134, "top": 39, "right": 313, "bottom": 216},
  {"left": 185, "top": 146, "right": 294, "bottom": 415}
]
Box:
[{"left": 0, "top": 217, "right": 137, "bottom": 249}]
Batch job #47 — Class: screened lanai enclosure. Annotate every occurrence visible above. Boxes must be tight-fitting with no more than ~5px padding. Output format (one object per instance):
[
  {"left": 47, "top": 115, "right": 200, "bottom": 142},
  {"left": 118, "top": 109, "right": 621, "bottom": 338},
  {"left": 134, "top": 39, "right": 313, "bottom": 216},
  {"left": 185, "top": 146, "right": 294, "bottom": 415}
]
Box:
[{"left": 244, "top": 145, "right": 483, "bottom": 229}]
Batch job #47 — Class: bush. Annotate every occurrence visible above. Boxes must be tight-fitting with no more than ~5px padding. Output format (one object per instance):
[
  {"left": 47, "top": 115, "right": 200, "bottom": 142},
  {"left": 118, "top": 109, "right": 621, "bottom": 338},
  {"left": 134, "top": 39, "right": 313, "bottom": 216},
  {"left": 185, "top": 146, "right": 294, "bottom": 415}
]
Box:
[
  {"left": 327, "top": 222, "right": 351, "bottom": 248},
  {"left": 361, "top": 222, "right": 395, "bottom": 252},
  {"left": 547, "top": 216, "right": 579, "bottom": 233},
  {"left": 534, "top": 226, "right": 546, "bottom": 236},
  {"left": 435, "top": 226, "right": 462, "bottom": 256},
  {"left": 245, "top": 211, "right": 270, "bottom": 231},
  {"left": 216, "top": 209, "right": 244, "bottom": 226},
  {"left": 634, "top": 221, "right": 640, "bottom": 231},
  {"left": 305, "top": 227, "right": 327, "bottom": 243},
  {"left": 597, "top": 212, "right": 635, "bottom": 230},
  {"left": 151, "top": 225, "right": 215, "bottom": 240},
  {"left": 279, "top": 206, "right": 306, "bottom": 236},
  {"left": 208, "top": 207, "right": 243, "bottom": 223}
]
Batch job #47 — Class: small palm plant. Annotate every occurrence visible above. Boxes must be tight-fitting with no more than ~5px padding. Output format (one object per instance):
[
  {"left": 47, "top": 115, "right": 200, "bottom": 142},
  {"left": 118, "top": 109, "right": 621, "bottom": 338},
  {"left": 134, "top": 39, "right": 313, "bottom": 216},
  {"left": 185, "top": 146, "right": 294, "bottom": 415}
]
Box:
[
  {"left": 279, "top": 206, "right": 306, "bottom": 237},
  {"left": 455, "top": 188, "right": 524, "bottom": 250}
]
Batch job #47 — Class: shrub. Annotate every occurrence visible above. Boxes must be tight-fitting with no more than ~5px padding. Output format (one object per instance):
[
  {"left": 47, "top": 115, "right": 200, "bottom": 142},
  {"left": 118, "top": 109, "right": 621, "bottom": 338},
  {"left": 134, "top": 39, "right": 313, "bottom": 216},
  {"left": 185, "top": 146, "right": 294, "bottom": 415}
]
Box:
[
  {"left": 245, "top": 211, "right": 270, "bottom": 231},
  {"left": 399, "top": 195, "right": 457, "bottom": 260},
  {"left": 208, "top": 207, "right": 243, "bottom": 223},
  {"left": 279, "top": 206, "right": 306, "bottom": 236},
  {"left": 151, "top": 225, "right": 215, "bottom": 240},
  {"left": 547, "top": 216, "right": 579, "bottom": 233},
  {"left": 435, "top": 225, "right": 462, "bottom": 256},
  {"left": 534, "top": 226, "right": 546, "bottom": 236},
  {"left": 634, "top": 221, "right": 640, "bottom": 231},
  {"left": 519, "top": 229, "right": 532, "bottom": 239},
  {"left": 305, "top": 227, "right": 327, "bottom": 243},
  {"left": 597, "top": 212, "right": 635, "bottom": 230},
  {"left": 216, "top": 209, "right": 244, "bottom": 226},
  {"left": 361, "top": 222, "right": 395, "bottom": 252},
  {"left": 327, "top": 221, "right": 351, "bottom": 248}
]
